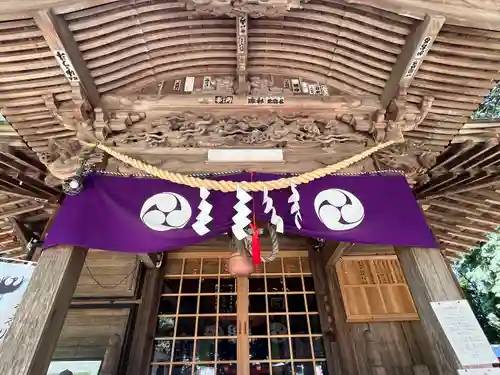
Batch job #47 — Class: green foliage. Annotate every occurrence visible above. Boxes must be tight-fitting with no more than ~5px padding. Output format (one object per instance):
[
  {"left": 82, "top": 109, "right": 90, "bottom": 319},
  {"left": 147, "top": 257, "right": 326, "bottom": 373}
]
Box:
[
  {"left": 456, "top": 231, "right": 500, "bottom": 344},
  {"left": 472, "top": 83, "right": 500, "bottom": 120}
]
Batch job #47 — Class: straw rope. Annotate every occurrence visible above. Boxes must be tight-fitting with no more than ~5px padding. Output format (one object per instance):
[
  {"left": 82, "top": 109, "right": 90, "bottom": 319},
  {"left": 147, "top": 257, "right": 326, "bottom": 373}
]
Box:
[{"left": 78, "top": 138, "right": 402, "bottom": 192}]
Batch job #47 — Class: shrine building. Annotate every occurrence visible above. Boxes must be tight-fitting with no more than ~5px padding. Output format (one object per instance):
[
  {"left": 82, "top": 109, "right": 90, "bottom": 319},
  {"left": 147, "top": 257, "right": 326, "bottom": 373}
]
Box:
[{"left": 0, "top": 1, "right": 499, "bottom": 375}]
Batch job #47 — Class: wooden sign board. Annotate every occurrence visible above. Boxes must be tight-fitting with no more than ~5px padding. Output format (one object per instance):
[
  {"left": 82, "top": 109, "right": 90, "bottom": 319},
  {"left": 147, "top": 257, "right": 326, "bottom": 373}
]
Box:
[
  {"left": 431, "top": 300, "right": 499, "bottom": 366},
  {"left": 336, "top": 255, "right": 419, "bottom": 322},
  {"left": 54, "top": 49, "right": 80, "bottom": 82}
]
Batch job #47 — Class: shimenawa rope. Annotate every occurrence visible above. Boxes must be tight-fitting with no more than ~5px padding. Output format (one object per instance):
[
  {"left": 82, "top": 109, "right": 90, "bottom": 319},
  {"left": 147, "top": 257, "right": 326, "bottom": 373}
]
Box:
[{"left": 80, "top": 138, "right": 401, "bottom": 192}]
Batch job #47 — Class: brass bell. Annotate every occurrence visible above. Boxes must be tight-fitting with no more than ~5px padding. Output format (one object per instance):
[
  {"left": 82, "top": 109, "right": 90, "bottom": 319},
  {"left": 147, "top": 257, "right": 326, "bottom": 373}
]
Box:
[{"left": 228, "top": 252, "right": 254, "bottom": 277}]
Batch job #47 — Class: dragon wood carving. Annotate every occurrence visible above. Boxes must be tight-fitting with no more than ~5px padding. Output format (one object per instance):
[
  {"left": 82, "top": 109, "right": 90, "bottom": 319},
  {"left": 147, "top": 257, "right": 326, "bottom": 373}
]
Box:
[
  {"left": 37, "top": 81, "right": 435, "bottom": 185},
  {"left": 104, "top": 112, "right": 370, "bottom": 149},
  {"left": 180, "top": 0, "right": 307, "bottom": 17}
]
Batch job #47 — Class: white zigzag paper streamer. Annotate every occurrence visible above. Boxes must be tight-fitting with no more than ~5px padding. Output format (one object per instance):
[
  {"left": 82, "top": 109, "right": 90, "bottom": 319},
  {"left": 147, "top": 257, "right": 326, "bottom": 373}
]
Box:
[
  {"left": 232, "top": 186, "right": 252, "bottom": 240},
  {"left": 288, "top": 183, "right": 302, "bottom": 229},
  {"left": 263, "top": 187, "right": 284, "bottom": 233},
  {"left": 192, "top": 187, "right": 212, "bottom": 236}
]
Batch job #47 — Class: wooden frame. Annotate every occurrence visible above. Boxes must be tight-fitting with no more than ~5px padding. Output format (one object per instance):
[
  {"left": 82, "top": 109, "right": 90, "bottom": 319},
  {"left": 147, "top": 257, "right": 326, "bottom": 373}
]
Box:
[
  {"left": 151, "top": 251, "right": 329, "bottom": 375},
  {"left": 335, "top": 255, "right": 419, "bottom": 323}
]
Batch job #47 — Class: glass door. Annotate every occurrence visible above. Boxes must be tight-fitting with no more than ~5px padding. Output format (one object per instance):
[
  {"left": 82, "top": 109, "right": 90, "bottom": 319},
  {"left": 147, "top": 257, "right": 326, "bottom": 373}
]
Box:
[{"left": 150, "top": 252, "right": 329, "bottom": 375}]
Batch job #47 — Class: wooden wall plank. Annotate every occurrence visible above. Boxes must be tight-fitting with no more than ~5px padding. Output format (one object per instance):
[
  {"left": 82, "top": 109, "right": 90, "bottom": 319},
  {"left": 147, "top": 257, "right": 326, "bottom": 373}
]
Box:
[{"left": 53, "top": 308, "right": 129, "bottom": 360}]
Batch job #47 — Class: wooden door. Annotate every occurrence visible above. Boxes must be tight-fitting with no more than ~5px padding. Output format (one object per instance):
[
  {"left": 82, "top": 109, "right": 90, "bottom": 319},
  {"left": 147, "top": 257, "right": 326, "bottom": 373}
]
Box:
[{"left": 149, "top": 251, "right": 330, "bottom": 375}]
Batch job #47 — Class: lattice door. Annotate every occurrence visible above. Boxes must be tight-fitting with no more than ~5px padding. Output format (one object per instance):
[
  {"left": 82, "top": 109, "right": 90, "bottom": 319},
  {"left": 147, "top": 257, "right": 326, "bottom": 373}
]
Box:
[{"left": 150, "top": 252, "right": 330, "bottom": 375}]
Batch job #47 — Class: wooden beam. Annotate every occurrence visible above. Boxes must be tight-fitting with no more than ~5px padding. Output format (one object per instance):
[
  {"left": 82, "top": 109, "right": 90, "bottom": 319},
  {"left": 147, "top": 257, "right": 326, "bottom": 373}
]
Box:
[
  {"left": 0, "top": 203, "right": 46, "bottom": 220},
  {"left": 380, "top": 15, "right": 445, "bottom": 107},
  {"left": 0, "top": 246, "right": 88, "bottom": 375},
  {"left": 8, "top": 218, "right": 30, "bottom": 251},
  {"left": 345, "top": 0, "right": 500, "bottom": 31},
  {"left": 125, "top": 256, "right": 168, "bottom": 375},
  {"left": 102, "top": 93, "right": 382, "bottom": 113},
  {"left": 34, "top": 9, "right": 100, "bottom": 108},
  {"left": 324, "top": 241, "right": 353, "bottom": 268},
  {"left": 395, "top": 247, "right": 464, "bottom": 375},
  {"left": 0, "top": 0, "right": 116, "bottom": 14},
  {"left": 236, "top": 15, "right": 248, "bottom": 94},
  {"left": 137, "top": 253, "right": 156, "bottom": 269}
]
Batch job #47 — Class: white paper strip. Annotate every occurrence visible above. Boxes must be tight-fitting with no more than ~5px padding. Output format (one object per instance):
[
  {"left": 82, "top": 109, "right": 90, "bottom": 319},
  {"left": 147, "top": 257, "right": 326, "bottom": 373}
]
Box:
[
  {"left": 0, "top": 262, "right": 34, "bottom": 342},
  {"left": 232, "top": 186, "right": 252, "bottom": 240},
  {"left": 262, "top": 188, "right": 284, "bottom": 233},
  {"left": 457, "top": 370, "right": 500, "bottom": 375},
  {"left": 288, "top": 183, "right": 302, "bottom": 229},
  {"left": 192, "top": 187, "right": 212, "bottom": 236},
  {"left": 431, "top": 300, "right": 499, "bottom": 366},
  {"left": 184, "top": 76, "right": 195, "bottom": 92}
]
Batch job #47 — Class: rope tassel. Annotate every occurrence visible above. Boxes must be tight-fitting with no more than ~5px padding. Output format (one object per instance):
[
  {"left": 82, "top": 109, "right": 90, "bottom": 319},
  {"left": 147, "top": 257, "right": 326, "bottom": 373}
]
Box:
[{"left": 250, "top": 223, "right": 261, "bottom": 265}]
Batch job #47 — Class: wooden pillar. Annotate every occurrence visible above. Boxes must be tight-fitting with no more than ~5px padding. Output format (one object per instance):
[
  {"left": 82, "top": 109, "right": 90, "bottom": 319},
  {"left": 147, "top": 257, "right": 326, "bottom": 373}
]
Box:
[
  {"left": 395, "top": 247, "right": 463, "bottom": 375},
  {"left": 125, "top": 256, "right": 168, "bottom": 375},
  {"left": 99, "top": 334, "right": 122, "bottom": 375},
  {"left": 0, "top": 246, "right": 88, "bottom": 375},
  {"left": 309, "top": 248, "right": 343, "bottom": 375}
]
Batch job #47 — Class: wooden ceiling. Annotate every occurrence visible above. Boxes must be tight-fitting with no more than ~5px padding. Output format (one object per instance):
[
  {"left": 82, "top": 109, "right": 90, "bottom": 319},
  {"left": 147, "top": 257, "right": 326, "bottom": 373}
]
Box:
[
  {"left": 0, "top": 0, "right": 498, "bottom": 156},
  {"left": 0, "top": 0, "right": 499, "bottom": 260},
  {"left": 0, "top": 146, "right": 59, "bottom": 259}
]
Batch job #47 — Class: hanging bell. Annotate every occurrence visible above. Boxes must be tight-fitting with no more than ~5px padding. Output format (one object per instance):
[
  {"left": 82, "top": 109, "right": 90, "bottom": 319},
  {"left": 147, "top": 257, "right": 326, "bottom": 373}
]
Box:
[
  {"left": 228, "top": 252, "right": 254, "bottom": 277},
  {"left": 62, "top": 174, "right": 85, "bottom": 196}
]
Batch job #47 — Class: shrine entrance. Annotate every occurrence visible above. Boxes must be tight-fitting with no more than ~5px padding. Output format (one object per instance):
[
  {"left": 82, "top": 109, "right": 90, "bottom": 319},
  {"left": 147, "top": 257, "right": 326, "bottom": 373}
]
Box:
[{"left": 150, "top": 251, "right": 329, "bottom": 375}]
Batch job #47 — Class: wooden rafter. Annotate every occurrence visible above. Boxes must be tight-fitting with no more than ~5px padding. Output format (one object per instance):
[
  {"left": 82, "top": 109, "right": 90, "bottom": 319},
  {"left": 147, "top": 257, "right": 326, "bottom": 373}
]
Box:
[
  {"left": 380, "top": 14, "right": 445, "bottom": 107},
  {"left": 33, "top": 9, "right": 100, "bottom": 107},
  {"left": 345, "top": 0, "right": 500, "bottom": 31}
]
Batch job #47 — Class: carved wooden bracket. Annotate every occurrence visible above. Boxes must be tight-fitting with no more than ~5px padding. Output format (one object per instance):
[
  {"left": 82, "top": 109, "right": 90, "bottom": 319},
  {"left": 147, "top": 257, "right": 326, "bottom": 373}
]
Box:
[
  {"left": 375, "top": 140, "right": 438, "bottom": 186},
  {"left": 387, "top": 87, "right": 434, "bottom": 133},
  {"left": 180, "top": 0, "right": 307, "bottom": 17}
]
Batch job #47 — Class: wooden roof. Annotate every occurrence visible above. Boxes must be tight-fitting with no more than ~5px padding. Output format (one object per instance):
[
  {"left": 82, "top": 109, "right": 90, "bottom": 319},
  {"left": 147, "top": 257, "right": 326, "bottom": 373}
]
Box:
[
  {"left": 0, "top": 146, "right": 59, "bottom": 259},
  {"left": 0, "top": 0, "right": 498, "bottom": 156},
  {"left": 416, "top": 140, "right": 500, "bottom": 260}
]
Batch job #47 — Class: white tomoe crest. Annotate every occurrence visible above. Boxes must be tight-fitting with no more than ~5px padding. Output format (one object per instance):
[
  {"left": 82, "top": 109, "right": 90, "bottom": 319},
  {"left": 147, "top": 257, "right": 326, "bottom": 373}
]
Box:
[
  {"left": 314, "top": 188, "right": 365, "bottom": 231},
  {"left": 140, "top": 192, "right": 192, "bottom": 231}
]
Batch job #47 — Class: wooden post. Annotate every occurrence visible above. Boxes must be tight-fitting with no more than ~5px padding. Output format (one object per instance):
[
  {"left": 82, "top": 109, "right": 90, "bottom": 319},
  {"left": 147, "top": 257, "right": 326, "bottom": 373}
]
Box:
[
  {"left": 0, "top": 246, "right": 88, "bottom": 375},
  {"left": 309, "top": 247, "right": 343, "bottom": 375},
  {"left": 395, "top": 247, "right": 463, "bottom": 375},
  {"left": 99, "top": 334, "right": 122, "bottom": 375},
  {"left": 125, "top": 256, "right": 168, "bottom": 375}
]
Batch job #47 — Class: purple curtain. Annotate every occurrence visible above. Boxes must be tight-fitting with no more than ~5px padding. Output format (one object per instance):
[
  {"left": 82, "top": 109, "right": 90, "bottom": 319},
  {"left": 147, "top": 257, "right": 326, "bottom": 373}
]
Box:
[{"left": 44, "top": 173, "right": 436, "bottom": 253}]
